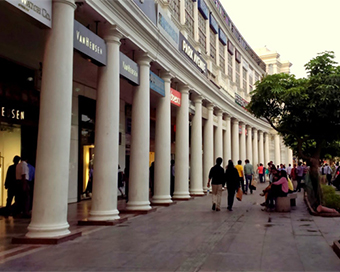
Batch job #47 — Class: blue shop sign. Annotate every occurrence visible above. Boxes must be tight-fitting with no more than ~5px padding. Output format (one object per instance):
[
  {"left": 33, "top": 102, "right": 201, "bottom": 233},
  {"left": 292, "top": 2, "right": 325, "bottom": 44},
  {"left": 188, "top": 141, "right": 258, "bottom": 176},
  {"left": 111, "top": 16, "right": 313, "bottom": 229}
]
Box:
[
  {"left": 157, "top": 5, "right": 179, "bottom": 49},
  {"left": 209, "top": 14, "right": 218, "bottom": 34},
  {"left": 150, "top": 71, "right": 165, "bottom": 97},
  {"left": 198, "top": 0, "right": 209, "bottom": 20},
  {"left": 133, "top": 0, "right": 157, "bottom": 25},
  {"left": 219, "top": 28, "right": 227, "bottom": 45}
]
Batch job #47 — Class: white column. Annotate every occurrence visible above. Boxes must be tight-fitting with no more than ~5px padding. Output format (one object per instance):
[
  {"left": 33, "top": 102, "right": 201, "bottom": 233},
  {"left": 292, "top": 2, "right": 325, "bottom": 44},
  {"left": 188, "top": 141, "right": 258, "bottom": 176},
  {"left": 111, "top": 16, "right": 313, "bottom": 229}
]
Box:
[
  {"left": 274, "top": 134, "right": 281, "bottom": 166},
  {"left": 89, "top": 28, "right": 123, "bottom": 221},
  {"left": 223, "top": 115, "right": 231, "bottom": 162},
  {"left": 27, "top": 0, "right": 76, "bottom": 238},
  {"left": 203, "top": 103, "right": 214, "bottom": 192},
  {"left": 258, "top": 131, "right": 264, "bottom": 165},
  {"left": 287, "top": 147, "right": 293, "bottom": 166},
  {"left": 264, "top": 133, "right": 270, "bottom": 166},
  {"left": 215, "top": 109, "right": 223, "bottom": 159},
  {"left": 240, "top": 122, "right": 246, "bottom": 163},
  {"left": 190, "top": 94, "right": 204, "bottom": 195},
  {"left": 173, "top": 86, "right": 191, "bottom": 199},
  {"left": 231, "top": 119, "right": 239, "bottom": 163},
  {"left": 253, "top": 128, "right": 258, "bottom": 168},
  {"left": 246, "top": 125, "right": 253, "bottom": 165},
  {"left": 126, "top": 53, "right": 152, "bottom": 210},
  {"left": 152, "top": 72, "right": 172, "bottom": 204}
]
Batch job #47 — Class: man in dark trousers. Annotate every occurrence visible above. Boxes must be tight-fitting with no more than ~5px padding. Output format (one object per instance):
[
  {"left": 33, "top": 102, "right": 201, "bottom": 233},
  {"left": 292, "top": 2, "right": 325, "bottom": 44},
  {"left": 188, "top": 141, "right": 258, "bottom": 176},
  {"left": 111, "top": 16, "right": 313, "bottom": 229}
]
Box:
[
  {"left": 207, "top": 157, "right": 225, "bottom": 211},
  {"left": 5, "top": 155, "right": 21, "bottom": 216}
]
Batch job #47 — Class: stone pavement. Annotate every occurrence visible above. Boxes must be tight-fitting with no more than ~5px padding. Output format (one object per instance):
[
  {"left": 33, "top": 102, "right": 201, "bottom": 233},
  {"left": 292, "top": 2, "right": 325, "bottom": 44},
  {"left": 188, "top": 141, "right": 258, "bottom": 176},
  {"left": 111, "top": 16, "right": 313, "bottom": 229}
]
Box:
[{"left": 1, "top": 182, "right": 340, "bottom": 271}]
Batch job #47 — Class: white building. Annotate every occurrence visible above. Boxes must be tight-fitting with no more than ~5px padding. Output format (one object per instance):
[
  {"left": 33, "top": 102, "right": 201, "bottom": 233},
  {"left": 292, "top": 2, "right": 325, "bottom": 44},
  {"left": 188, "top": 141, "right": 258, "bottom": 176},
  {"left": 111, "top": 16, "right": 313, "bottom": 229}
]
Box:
[{"left": 0, "top": 0, "right": 293, "bottom": 239}]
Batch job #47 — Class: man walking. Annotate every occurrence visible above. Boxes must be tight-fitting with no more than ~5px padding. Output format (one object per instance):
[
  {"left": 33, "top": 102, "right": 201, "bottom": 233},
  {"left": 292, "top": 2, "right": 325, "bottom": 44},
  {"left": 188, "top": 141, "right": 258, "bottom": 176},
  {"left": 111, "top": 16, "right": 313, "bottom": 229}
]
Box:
[
  {"left": 244, "top": 159, "right": 254, "bottom": 194},
  {"left": 207, "top": 157, "right": 224, "bottom": 211},
  {"left": 5, "top": 155, "right": 21, "bottom": 215},
  {"left": 235, "top": 160, "right": 245, "bottom": 194}
]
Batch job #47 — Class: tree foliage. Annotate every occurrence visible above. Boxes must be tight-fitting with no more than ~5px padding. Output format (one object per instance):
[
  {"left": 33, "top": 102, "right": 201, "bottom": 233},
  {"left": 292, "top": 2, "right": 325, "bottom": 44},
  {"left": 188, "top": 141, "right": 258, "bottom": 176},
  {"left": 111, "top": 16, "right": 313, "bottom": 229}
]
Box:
[
  {"left": 247, "top": 51, "right": 340, "bottom": 207},
  {"left": 247, "top": 51, "right": 340, "bottom": 161}
]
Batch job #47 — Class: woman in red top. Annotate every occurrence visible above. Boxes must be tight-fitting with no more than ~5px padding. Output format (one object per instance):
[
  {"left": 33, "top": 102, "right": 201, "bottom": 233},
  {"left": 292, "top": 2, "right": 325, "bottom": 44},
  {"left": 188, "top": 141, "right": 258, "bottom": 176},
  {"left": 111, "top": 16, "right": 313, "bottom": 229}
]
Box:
[{"left": 257, "top": 163, "right": 265, "bottom": 183}]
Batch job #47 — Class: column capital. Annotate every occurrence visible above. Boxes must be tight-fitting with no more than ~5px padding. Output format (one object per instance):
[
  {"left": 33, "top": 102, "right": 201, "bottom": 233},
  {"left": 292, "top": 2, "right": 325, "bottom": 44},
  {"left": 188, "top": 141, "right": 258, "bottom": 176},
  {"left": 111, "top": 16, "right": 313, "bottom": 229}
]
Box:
[
  {"left": 215, "top": 109, "right": 223, "bottom": 116},
  {"left": 55, "top": 0, "right": 77, "bottom": 9},
  {"left": 160, "top": 71, "right": 173, "bottom": 82},
  {"left": 246, "top": 124, "right": 252, "bottom": 129},
  {"left": 241, "top": 122, "right": 246, "bottom": 128},
  {"left": 135, "top": 52, "right": 153, "bottom": 67},
  {"left": 104, "top": 26, "right": 124, "bottom": 43},
  {"left": 192, "top": 93, "right": 202, "bottom": 104},
  {"left": 231, "top": 118, "right": 239, "bottom": 124},
  {"left": 224, "top": 114, "right": 231, "bottom": 121},
  {"left": 206, "top": 103, "right": 214, "bottom": 110},
  {"left": 179, "top": 84, "right": 190, "bottom": 95},
  {"left": 253, "top": 128, "right": 258, "bottom": 132},
  {"left": 259, "top": 130, "right": 264, "bottom": 135}
]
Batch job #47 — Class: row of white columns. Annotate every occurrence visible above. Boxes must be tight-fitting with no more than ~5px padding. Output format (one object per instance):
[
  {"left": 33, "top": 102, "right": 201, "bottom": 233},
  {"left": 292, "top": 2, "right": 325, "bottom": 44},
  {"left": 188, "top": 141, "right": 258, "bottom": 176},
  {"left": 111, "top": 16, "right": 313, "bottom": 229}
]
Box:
[{"left": 25, "top": 0, "right": 291, "bottom": 239}]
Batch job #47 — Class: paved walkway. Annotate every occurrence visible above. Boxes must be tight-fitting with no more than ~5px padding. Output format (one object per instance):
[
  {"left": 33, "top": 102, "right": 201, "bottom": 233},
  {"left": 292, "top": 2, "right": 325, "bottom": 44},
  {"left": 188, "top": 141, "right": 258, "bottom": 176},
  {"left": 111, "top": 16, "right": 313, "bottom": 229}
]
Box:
[{"left": 0, "top": 183, "right": 340, "bottom": 271}]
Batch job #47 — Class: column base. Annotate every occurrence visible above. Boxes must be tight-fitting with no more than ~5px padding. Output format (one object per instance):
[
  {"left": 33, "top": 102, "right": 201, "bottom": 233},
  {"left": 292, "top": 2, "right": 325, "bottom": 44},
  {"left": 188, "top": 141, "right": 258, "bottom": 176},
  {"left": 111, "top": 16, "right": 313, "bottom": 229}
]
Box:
[
  {"left": 88, "top": 209, "right": 120, "bottom": 221},
  {"left": 151, "top": 195, "right": 173, "bottom": 204},
  {"left": 151, "top": 201, "right": 177, "bottom": 207},
  {"left": 26, "top": 222, "right": 71, "bottom": 238},
  {"left": 172, "top": 191, "right": 191, "bottom": 200},
  {"left": 190, "top": 193, "right": 205, "bottom": 197},
  {"left": 13, "top": 231, "right": 81, "bottom": 245},
  {"left": 190, "top": 189, "right": 204, "bottom": 196},
  {"left": 125, "top": 201, "right": 152, "bottom": 211},
  {"left": 172, "top": 197, "right": 193, "bottom": 201},
  {"left": 78, "top": 218, "right": 127, "bottom": 226},
  {"left": 119, "top": 207, "right": 157, "bottom": 214}
]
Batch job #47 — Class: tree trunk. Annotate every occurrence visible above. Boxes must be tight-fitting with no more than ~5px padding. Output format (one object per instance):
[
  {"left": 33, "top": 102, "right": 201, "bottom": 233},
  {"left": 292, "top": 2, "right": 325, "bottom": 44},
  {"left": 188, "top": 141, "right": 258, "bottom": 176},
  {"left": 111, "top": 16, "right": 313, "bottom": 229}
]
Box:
[{"left": 308, "top": 157, "right": 322, "bottom": 209}]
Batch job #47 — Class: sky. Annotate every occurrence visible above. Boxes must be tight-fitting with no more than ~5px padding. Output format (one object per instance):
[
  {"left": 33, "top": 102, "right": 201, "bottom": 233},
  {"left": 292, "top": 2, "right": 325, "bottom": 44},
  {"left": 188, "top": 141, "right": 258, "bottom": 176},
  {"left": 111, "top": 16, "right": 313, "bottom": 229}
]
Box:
[{"left": 220, "top": 0, "right": 340, "bottom": 79}]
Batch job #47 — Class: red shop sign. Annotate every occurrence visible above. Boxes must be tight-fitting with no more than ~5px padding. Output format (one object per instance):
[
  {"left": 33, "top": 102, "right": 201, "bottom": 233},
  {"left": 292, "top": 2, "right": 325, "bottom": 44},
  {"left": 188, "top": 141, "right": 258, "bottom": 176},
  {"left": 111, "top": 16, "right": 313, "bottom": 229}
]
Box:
[{"left": 170, "top": 88, "right": 181, "bottom": 107}]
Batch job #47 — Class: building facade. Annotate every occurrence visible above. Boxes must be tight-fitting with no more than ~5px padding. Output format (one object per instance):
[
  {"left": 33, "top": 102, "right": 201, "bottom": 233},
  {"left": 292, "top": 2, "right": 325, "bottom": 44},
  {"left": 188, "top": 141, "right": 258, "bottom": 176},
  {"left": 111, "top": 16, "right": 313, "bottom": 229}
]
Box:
[{"left": 0, "top": 0, "right": 293, "bottom": 238}]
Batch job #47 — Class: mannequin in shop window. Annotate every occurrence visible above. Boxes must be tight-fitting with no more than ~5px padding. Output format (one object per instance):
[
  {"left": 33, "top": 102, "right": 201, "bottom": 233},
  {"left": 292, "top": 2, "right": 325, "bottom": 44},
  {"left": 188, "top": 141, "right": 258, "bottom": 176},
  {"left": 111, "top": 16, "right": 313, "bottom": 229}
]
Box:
[{"left": 83, "top": 166, "right": 93, "bottom": 198}]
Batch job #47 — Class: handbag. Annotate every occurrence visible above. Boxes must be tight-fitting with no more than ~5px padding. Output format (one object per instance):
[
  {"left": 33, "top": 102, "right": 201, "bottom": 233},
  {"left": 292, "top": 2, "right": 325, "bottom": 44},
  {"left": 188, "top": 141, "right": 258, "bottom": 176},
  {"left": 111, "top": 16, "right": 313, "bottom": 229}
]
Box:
[
  {"left": 250, "top": 177, "right": 257, "bottom": 190},
  {"left": 236, "top": 187, "right": 243, "bottom": 201}
]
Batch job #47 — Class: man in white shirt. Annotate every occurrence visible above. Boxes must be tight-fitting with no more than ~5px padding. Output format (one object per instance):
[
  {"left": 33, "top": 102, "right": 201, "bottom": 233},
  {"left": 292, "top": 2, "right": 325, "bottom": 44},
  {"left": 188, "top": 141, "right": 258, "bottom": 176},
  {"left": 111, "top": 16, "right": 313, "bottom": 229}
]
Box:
[
  {"left": 287, "top": 164, "right": 292, "bottom": 178},
  {"left": 16, "top": 157, "right": 30, "bottom": 218},
  {"left": 324, "top": 163, "right": 332, "bottom": 185}
]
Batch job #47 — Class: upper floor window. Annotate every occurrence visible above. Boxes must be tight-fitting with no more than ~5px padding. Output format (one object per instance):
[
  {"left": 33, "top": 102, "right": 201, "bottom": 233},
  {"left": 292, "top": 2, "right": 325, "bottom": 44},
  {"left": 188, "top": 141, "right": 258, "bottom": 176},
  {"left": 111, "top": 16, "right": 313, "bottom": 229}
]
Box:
[
  {"left": 170, "top": 0, "right": 180, "bottom": 22},
  {"left": 198, "top": 12, "right": 206, "bottom": 50},
  {"left": 185, "top": 0, "right": 194, "bottom": 38},
  {"left": 210, "top": 29, "right": 216, "bottom": 64},
  {"left": 255, "top": 72, "right": 260, "bottom": 84},
  {"left": 249, "top": 69, "right": 253, "bottom": 93},
  {"left": 235, "top": 61, "right": 240, "bottom": 88},
  {"left": 228, "top": 53, "right": 233, "bottom": 80},
  {"left": 242, "top": 67, "right": 247, "bottom": 93},
  {"left": 219, "top": 41, "right": 225, "bottom": 73}
]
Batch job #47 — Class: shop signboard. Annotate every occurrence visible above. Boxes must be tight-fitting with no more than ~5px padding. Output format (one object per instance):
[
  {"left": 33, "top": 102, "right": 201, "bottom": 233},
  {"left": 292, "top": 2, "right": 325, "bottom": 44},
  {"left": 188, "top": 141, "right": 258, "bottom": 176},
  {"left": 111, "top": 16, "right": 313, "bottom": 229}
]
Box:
[
  {"left": 157, "top": 5, "right": 179, "bottom": 49},
  {"left": 5, "top": 0, "right": 52, "bottom": 28},
  {"left": 74, "top": 20, "right": 107, "bottom": 66},
  {"left": 235, "top": 93, "right": 248, "bottom": 110},
  {"left": 133, "top": 0, "right": 157, "bottom": 25},
  {"left": 179, "top": 34, "right": 207, "bottom": 74},
  {"left": 1, "top": 106, "right": 25, "bottom": 121},
  {"left": 150, "top": 71, "right": 165, "bottom": 97},
  {"left": 120, "top": 52, "right": 139, "bottom": 86},
  {"left": 170, "top": 88, "right": 181, "bottom": 107}
]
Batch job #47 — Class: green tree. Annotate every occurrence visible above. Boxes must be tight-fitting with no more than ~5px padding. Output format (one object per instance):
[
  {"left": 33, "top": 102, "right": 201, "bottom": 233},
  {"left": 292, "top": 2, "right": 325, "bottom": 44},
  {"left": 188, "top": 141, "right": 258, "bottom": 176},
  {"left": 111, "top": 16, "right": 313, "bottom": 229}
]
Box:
[{"left": 247, "top": 52, "right": 340, "bottom": 206}]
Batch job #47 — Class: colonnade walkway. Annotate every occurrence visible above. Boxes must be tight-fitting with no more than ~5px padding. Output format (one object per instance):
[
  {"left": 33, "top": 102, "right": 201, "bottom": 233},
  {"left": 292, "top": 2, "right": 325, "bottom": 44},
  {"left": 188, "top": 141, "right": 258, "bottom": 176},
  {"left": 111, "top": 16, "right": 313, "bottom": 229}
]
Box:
[{"left": 1, "top": 183, "right": 340, "bottom": 271}]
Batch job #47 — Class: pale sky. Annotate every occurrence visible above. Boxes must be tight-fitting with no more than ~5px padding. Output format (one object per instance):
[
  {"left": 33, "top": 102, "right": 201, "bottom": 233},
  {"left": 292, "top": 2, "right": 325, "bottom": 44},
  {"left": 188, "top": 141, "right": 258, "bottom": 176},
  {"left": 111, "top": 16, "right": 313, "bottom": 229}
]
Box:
[{"left": 220, "top": 0, "right": 340, "bottom": 79}]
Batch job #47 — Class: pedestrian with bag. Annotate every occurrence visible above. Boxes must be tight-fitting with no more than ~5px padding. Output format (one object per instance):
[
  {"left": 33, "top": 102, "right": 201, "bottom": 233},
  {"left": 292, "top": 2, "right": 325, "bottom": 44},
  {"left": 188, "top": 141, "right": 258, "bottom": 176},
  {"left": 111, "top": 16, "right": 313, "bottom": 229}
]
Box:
[
  {"left": 225, "top": 160, "right": 240, "bottom": 211},
  {"left": 207, "top": 157, "right": 224, "bottom": 212}
]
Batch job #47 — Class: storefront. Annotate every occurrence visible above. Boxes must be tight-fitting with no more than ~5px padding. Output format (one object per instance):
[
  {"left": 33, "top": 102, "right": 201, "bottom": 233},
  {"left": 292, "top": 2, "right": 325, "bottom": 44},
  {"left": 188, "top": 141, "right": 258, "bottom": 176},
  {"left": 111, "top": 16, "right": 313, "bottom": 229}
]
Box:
[{"left": 0, "top": 58, "right": 39, "bottom": 207}]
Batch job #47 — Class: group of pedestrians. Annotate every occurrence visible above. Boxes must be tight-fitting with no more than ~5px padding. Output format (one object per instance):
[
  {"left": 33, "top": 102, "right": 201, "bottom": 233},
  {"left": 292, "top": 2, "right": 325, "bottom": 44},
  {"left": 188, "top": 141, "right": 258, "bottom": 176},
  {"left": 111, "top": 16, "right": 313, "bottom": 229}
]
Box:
[{"left": 4, "top": 155, "right": 35, "bottom": 218}]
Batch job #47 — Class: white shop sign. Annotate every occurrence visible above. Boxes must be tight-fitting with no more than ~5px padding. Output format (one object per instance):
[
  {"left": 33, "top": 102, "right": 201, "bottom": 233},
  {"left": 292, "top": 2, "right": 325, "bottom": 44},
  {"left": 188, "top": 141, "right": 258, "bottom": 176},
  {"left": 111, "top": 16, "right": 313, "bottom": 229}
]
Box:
[{"left": 5, "top": 0, "right": 52, "bottom": 28}]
